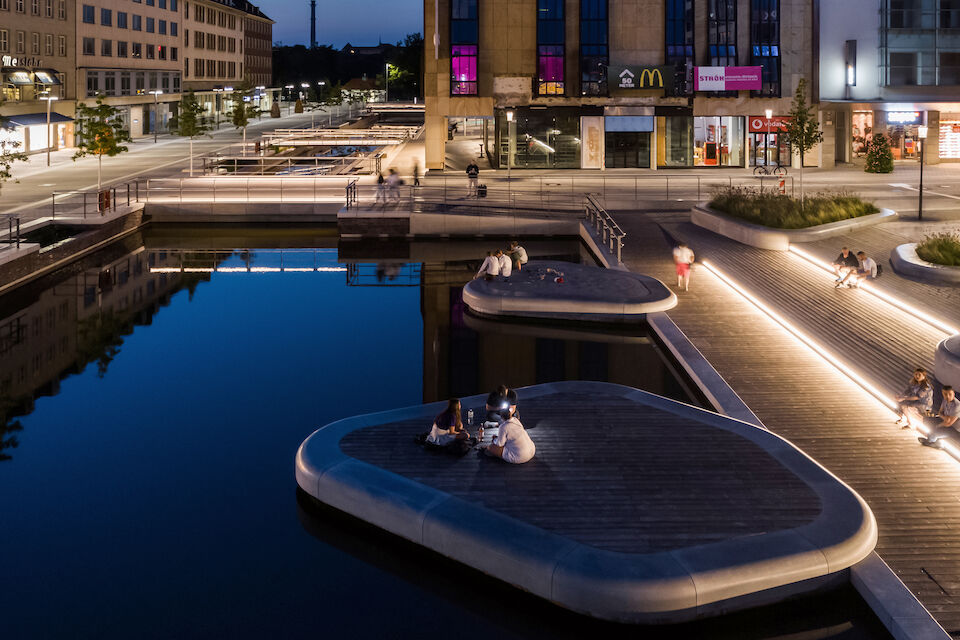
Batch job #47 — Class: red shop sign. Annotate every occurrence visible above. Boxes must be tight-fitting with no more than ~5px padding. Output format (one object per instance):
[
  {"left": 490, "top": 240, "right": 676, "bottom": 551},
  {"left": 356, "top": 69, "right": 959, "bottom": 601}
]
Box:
[{"left": 749, "top": 116, "right": 791, "bottom": 133}]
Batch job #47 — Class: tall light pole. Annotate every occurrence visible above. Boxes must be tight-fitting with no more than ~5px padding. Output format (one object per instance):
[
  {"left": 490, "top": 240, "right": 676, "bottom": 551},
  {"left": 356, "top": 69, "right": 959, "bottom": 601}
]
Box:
[
  {"left": 212, "top": 87, "right": 224, "bottom": 129},
  {"left": 918, "top": 125, "right": 928, "bottom": 221},
  {"left": 385, "top": 62, "right": 390, "bottom": 103},
  {"left": 39, "top": 92, "right": 59, "bottom": 167},
  {"left": 148, "top": 90, "right": 163, "bottom": 143},
  {"left": 506, "top": 110, "right": 514, "bottom": 183}
]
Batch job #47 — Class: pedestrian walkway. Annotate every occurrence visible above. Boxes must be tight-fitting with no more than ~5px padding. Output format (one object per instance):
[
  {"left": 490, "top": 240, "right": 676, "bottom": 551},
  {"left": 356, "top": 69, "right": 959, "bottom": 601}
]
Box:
[{"left": 616, "top": 212, "right": 960, "bottom": 634}]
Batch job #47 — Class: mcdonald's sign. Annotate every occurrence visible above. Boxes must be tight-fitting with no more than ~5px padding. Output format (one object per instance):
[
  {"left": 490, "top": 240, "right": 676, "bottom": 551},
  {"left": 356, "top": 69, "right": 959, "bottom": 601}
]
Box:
[{"left": 611, "top": 65, "right": 674, "bottom": 94}]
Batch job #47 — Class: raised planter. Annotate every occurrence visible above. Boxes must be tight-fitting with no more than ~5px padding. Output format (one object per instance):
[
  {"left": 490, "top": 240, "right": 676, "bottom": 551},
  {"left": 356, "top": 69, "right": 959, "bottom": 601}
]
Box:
[
  {"left": 692, "top": 205, "right": 897, "bottom": 251},
  {"left": 936, "top": 335, "right": 960, "bottom": 388},
  {"left": 890, "top": 243, "right": 960, "bottom": 285}
]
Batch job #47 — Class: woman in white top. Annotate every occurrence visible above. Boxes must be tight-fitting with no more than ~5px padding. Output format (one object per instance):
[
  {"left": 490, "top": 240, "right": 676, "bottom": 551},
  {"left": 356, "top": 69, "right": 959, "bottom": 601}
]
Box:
[{"left": 485, "top": 409, "right": 535, "bottom": 464}]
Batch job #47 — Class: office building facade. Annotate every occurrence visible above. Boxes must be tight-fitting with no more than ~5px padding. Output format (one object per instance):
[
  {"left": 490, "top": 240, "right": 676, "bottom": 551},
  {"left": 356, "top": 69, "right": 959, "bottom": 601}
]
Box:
[
  {"left": 820, "top": 0, "right": 960, "bottom": 165},
  {"left": 424, "top": 0, "right": 817, "bottom": 171},
  {"left": 0, "top": 0, "right": 76, "bottom": 153}
]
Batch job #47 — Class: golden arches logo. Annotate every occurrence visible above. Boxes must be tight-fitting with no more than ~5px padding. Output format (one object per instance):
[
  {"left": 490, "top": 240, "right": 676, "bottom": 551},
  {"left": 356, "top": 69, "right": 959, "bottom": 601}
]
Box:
[{"left": 638, "top": 68, "right": 664, "bottom": 88}]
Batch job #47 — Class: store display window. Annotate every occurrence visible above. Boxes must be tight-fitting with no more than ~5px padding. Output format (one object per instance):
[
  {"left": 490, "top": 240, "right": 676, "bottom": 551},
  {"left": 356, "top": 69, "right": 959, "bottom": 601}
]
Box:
[
  {"left": 851, "top": 111, "right": 873, "bottom": 157},
  {"left": 940, "top": 117, "right": 960, "bottom": 160},
  {"left": 656, "top": 116, "right": 693, "bottom": 167},
  {"left": 693, "top": 116, "right": 745, "bottom": 167}
]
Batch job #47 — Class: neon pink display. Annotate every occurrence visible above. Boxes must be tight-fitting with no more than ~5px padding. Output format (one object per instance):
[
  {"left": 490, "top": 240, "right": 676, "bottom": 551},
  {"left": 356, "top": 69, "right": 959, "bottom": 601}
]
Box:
[{"left": 451, "top": 45, "right": 478, "bottom": 95}]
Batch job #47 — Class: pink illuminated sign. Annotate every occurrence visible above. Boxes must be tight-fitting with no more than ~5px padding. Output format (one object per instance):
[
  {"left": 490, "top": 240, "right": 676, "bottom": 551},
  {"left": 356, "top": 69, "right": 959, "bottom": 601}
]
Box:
[{"left": 694, "top": 66, "right": 762, "bottom": 92}]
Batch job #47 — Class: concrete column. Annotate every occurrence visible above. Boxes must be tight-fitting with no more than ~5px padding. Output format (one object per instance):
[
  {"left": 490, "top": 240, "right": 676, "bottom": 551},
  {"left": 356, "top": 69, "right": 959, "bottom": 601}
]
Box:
[
  {"left": 820, "top": 108, "right": 837, "bottom": 169},
  {"left": 425, "top": 113, "right": 447, "bottom": 171}
]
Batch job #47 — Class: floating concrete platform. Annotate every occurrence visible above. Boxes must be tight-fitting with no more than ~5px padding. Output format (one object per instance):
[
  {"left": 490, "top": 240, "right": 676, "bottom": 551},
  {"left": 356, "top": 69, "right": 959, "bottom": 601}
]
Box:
[
  {"left": 295, "top": 381, "right": 877, "bottom": 624},
  {"left": 462, "top": 260, "right": 677, "bottom": 322}
]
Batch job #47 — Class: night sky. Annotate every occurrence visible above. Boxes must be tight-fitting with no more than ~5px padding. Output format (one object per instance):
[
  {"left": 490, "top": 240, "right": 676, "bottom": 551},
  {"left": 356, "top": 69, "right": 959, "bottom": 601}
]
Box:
[{"left": 260, "top": 0, "right": 423, "bottom": 48}]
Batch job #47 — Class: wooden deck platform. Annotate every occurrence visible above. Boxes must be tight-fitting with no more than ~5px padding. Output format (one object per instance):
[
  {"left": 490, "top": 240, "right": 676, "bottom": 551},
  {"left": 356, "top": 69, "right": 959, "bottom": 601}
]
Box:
[
  {"left": 615, "top": 211, "right": 960, "bottom": 635},
  {"left": 297, "top": 381, "right": 876, "bottom": 625}
]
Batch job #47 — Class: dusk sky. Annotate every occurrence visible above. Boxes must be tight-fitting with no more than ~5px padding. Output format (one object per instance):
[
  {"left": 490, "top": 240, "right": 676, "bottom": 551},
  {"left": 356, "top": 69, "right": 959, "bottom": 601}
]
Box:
[{"left": 260, "top": 0, "right": 423, "bottom": 48}]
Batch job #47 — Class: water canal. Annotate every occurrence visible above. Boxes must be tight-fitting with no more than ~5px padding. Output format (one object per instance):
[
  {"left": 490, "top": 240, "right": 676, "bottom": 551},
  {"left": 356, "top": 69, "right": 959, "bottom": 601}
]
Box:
[{"left": 0, "top": 227, "right": 889, "bottom": 639}]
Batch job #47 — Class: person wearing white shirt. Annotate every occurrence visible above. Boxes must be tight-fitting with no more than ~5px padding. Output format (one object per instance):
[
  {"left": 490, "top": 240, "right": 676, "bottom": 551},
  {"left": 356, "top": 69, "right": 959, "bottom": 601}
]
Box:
[
  {"left": 475, "top": 251, "right": 501, "bottom": 280},
  {"left": 847, "top": 251, "right": 878, "bottom": 287},
  {"left": 508, "top": 241, "right": 528, "bottom": 271},
  {"left": 484, "top": 409, "right": 535, "bottom": 464},
  {"left": 497, "top": 249, "right": 512, "bottom": 278},
  {"left": 672, "top": 243, "right": 695, "bottom": 291}
]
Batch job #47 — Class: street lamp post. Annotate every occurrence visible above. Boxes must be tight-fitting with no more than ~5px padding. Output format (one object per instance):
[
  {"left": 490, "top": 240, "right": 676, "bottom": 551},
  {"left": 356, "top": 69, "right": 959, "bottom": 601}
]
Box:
[
  {"left": 918, "top": 125, "right": 928, "bottom": 221},
  {"left": 284, "top": 85, "right": 294, "bottom": 115},
  {"left": 39, "top": 92, "right": 59, "bottom": 167},
  {"left": 148, "top": 90, "right": 163, "bottom": 143},
  {"left": 505, "top": 110, "right": 514, "bottom": 184},
  {"left": 764, "top": 108, "right": 773, "bottom": 168}
]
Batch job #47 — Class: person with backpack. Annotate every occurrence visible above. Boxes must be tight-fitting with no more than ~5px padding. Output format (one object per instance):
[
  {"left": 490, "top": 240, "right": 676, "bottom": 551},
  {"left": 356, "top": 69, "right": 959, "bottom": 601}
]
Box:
[{"left": 466, "top": 161, "right": 480, "bottom": 197}]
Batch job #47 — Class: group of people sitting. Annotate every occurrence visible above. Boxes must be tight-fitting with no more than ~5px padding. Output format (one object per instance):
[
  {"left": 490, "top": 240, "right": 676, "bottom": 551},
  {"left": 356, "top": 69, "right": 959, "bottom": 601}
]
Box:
[
  {"left": 474, "top": 241, "right": 528, "bottom": 281},
  {"left": 831, "top": 246, "right": 879, "bottom": 288},
  {"left": 894, "top": 367, "right": 960, "bottom": 448},
  {"left": 424, "top": 385, "right": 536, "bottom": 464}
]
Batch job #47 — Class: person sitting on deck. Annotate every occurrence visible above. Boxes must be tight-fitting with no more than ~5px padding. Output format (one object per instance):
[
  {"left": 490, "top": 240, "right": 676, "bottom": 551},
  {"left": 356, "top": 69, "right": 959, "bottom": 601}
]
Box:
[
  {"left": 475, "top": 251, "right": 501, "bottom": 281},
  {"left": 841, "top": 251, "right": 878, "bottom": 288},
  {"left": 497, "top": 249, "right": 512, "bottom": 279},
  {"left": 832, "top": 247, "right": 860, "bottom": 287},
  {"left": 918, "top": 386, "right": 960, "bottom": 448},
  {"left": 895, "top": 368, "right": 934, "bottom": 428},
  {"left": 426, "top": 398, "right": 471, "bottom": 446},
  {"left": 483, "top": 406, "right": 535, "bottom": 464},
  {"left": 508, "top": 241, "right": 528, "bottom": 272},
  {"left": 485, "top": 384, "right": 519, "bottom": 426}
]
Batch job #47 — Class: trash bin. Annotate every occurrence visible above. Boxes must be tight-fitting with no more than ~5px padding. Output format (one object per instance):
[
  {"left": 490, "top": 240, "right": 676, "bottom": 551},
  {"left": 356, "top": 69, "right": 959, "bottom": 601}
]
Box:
[
  {"left": 98, "top": 189, "right": 111, "bottom": 212},
  {"left": 477, "top": 184, "right": 487, "bottom": 198}
]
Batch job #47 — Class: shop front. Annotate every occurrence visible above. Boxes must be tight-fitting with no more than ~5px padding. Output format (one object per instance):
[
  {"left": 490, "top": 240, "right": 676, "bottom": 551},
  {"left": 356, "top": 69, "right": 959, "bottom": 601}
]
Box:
[
  {"left": 1, "top": 112, "right": 73, "bottom": 154},
  {"left": 495, "top": 107, "right": 589, "bottom": 169},
  {"left": 883, "top": 110, "right": 923, "bottom": 160},
  {"left": 655, "top": 112, "right": 745, "bottom": 168},
  {"left": 940, "top": 114, "right": 960, "bottom": 161},
  {"left": 604, "top": 115, "right": 653, "bottom": 168},
  {"left": 748, "top": 115, "right": 791, "bottom": 167}
]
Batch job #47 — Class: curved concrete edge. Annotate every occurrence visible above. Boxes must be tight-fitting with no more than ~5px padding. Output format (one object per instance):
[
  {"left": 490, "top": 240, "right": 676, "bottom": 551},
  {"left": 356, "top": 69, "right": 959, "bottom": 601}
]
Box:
[
  {"left": 935, "top": 335, "right": 960, "bottom": 388},
  {"left": 646, "top": 312, "right": 763, "bottom": 427},
  {"left": 461, "top": 275, "right": 678, "bottom": 322},
  {"left": 692, "top": 205, "right": 897, "bottom": 252},
  {"left": 295, "top": 380, "right": 878, "bottom": 624},
  {"left": 851, "top": 553, "right": 952, "bottom": 640},
  {"left": 891, "top": 243, "right": 960, "bottom": 285}
]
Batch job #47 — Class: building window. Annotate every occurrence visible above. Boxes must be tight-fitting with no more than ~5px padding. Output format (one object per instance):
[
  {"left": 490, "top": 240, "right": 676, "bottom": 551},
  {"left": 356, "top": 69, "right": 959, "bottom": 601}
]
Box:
[
  {"left": 44, "top": 0, "right": 51, "bottom": 17},
  {"left": 171, "top": 0, "right": 177, "bottom": 12},
  {"left": 537, "top": 0, "right": 565, "bottom": 95},
  {"left": 146, "top": 17, "right": 154, "bottom": 32},
  {"left": 57, "top": 0, "right": 64, "bottom": 19},
  {"left": 15, "top": 0, "right": 23, "bottom": 12},
  {"left": 195, "top": 4, "right": 203, "bottom": 22},
  {"left": 118, "top": 40, "right": 127, "bottom": 57},
  {"left": 194, "top": 57, "right": 203, "bottom": 77},
  {"left": 87, "top": 71, "right": 99, "bottom": 96},
  {"left": 132, "top": 41, "right": 142, "bottom": 58},
  {"left": 751, "top": 0, "right": 780, "bottom": 96},
  {"left": 173, "top": 74, "right": 179, "bottom": 91},
  {"left": 146, "top": 43, "right": 154, "bottom": 58},
  {"left": 228, "top": 37, "right": 235, "bottom": 52},
  {"left": 195, "top": 31, "right": 203, "bottom": 47},
  {"left": 171, "top": 22, "right": 177, "bottom": 36},
  {"left": 101, "top": 8, "right": 111, "bottom": 25},
  {"left": 0, "top": 30, "right": 7, "bottom": 53},
  {"left": 101, "top": 38, "right": 111, "bottom": 56},
  {"left": 159, "top": 19, "right": 166, "bottom": 34},
  {"left": 146, "top": 0, "right": 153, "bottom": 6},
  {"left": 666, "top": 0, "right": 694, "bottom": 95},
  {"left": 120, "top": 72, "right": 131, "bottom": 95},
  {"left": 104, "top": 74, "right": 115, "bottom": 95},
  {"left": 31, "top": 31, "right": 39, "bottom": 54},
  {"left": 58, "top": 34, "right": 65, "bottom": 55},
  {"left": 44, "top": 33, "right": 52, "bottom": 55},
  {"left": 218, "top": 34, "right": 226, "bottom": 51},
  {"left": 118, "top": 11, "right": 127, "bottom": 28},
  {"left": 159, "top": 45, "right": 166, "bottom": 59},
  {"left": 450, "top": 0, "right": 478, "bottom": 95},
  {"left": 0, "top": 0, "right": 8, "bottom": 10},
  {"left": 82, "top": 3, "right": 93, "bottom": 23},
  {"left": 206, "top": 59, "right": 215, "bottom": 76},
  {"left": 135, "top": 72, "right": 144, "bottom": 92},
  {"left": 708, "top": 0, "right": 736, "bottom": 66},
  {"left": 158, "top": 0, "right": 165, "bottom": 7},
  {"left": 889, "top": 51, "right": 917, "bottom": 85},
  {"left": 171, "top": 46, "right": 177, "bottom": 60},
  {"left": 580, "top": 0, "right": 608, "bottom": 96},
  {"left": 133, "top": 14, "right": 141, "bottom": 30},
  {"left": 30, "top": 0, "right": 37, "bottom": 15},
  {"left": 16, "top": 30, "right": 24, "bottom": 53}
]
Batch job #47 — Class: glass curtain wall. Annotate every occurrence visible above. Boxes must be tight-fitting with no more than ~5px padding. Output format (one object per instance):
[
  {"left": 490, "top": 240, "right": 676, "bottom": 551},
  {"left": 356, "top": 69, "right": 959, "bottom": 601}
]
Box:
[
  {"left": 656, "top": 116, "right": 694, "bottom": 167},
  {"left": 580, "top": 0, "right": 608, "bottom": 96},
  {"left": 665, "top": 0, "right": 694, "bottom": 95},
  {"left": 708, "top": 0, "right": 737, "bottom": 66},
  {"left": 451, "top": 0, "right": 479, "bottom": 95},
  {"left": 751, "top": 0, "right": 781, "bottom": 97},
  {"left": 537, "top": 0, "right": 565, "bottom": 95},
  {"left": 497, "top": 108, "right": 581, "bottom": 168},
  {"left": 694, "top": 116, "right": 745, "bottom": 166}
]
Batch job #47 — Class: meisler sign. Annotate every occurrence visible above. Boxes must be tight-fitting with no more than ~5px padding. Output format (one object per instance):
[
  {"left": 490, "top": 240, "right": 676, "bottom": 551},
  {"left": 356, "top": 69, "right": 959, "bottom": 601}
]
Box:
[
  {"left": 610, "top": 65, "right": 674, "bottom": 93},
  {"left": 2, "top": 55, "right": 44, "bottom": 68}
]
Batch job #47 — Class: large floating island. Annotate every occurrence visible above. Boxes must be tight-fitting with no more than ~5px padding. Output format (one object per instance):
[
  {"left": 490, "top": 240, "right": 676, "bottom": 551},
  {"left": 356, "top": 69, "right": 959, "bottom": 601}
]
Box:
[
  {"left": 295, "top": 381, "right": 877, "bottom": 624},
  {"left": 462, "top": 260, "right": 677, "bottom": 322}
]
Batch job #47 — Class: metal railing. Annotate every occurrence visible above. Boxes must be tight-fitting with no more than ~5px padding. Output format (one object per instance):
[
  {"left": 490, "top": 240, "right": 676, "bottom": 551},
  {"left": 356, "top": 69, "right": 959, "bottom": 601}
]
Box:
[
  {"left": 346, "top": 179, "right": 359, "bottom": 209},
  {"left": 1, "top": 214, "right": 22, "bottom": 251},
  {"left": 201, "top": 153, "right": 383, "bottom": 176},
  {"left": 140, "top": 176, "right": 359, "bottom": 204},
  {"left": 584, "top": 195, "right": 626, "bottom": 263},
  {"left": 50, "top": 181, "right": 140, "bottom": 219}
]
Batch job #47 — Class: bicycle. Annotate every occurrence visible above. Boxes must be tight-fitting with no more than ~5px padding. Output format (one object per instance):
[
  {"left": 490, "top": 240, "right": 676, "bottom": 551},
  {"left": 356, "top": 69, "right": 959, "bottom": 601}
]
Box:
[{"left": 753, "top": 163, "right": 787, "bottom": 176}]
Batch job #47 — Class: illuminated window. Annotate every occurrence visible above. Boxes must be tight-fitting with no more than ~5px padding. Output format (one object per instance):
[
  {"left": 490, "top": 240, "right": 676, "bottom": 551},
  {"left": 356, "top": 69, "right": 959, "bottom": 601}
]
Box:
[
  {"left": 537, "top": 0, "right": 565, "bottom": 95},
  {"left": 450, "top": 0, "right": 478, "bottom": 95},
  {"left": 666, "top": 0, "right": 694, "bottom": 95},
  {"left": 751, "top": 0, "right": 780, "bottom": 97},
  {"left": 580, "top": 0, "right": 607, "bottom": 96}
]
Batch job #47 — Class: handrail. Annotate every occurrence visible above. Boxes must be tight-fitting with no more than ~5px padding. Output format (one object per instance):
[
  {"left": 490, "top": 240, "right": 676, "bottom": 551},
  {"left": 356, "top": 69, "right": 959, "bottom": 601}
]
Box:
[
  {"left": 346, "top": 179, "right": 359, "bottom": 209},
  {"left": 1, "top": 214, "right": 22, "bottom": 251},
  {"left": 584, "top": 194, "right": 626, "bottom": 264}
]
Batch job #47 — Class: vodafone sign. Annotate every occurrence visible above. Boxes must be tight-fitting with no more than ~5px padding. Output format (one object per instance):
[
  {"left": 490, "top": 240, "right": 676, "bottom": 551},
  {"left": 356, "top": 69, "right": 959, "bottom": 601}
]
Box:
[{"left": 749, "top": 116, "right": 791, "bottom": 133}]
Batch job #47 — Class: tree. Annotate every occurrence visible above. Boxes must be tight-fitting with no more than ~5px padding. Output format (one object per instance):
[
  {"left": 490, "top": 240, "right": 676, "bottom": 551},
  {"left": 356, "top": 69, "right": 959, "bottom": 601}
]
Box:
[
  {"left": 228, "top": 80, "right": 261, "bottom": 152},
  {"left": 0, "top": 114, "right": 29, "bottom": 199},
  {"left": 73, "top": 96, "right": 132, "bottom": 190},
  {"left": 172, "top": 91, "right": 211, "bottom": 177},
  {"left": 784, "top": 78, "right": 823, "bottom": 208},
  {"left": 864, "top": 133, "right": 895, "bottom": 174}
]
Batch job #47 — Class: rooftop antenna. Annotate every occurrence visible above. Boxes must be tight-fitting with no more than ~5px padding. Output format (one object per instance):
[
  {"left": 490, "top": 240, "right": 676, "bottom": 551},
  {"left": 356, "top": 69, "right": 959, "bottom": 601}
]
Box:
[{"left": 309, "top": 0, "right": 317, "bottom": 48}]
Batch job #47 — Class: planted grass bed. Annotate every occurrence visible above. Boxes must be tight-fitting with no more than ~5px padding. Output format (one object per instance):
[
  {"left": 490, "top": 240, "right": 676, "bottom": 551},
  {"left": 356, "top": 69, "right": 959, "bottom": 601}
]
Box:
[
  {"left": 916, "top": 233, "right": 960, "bottom": 267},
  {"left": 709, "top": 187, "right": 879, "bottom": 230}
]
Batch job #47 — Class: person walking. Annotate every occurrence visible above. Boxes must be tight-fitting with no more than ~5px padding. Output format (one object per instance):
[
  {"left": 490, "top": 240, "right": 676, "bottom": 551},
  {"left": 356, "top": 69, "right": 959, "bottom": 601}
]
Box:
[
  {"left": 466, "top": 161, "right": 480, "bottom": 197},
  {"left": 412, "top": 161, "right": 421, "bottom": 187},
  {"left": 375, "top": 172, "right": 386, "bottom": 205},
  {"left": 673, "top": 243, "right": 695, "bottom": 291},
  {"left": 386, "top": 168, "right": 401, "bottom": 203}
]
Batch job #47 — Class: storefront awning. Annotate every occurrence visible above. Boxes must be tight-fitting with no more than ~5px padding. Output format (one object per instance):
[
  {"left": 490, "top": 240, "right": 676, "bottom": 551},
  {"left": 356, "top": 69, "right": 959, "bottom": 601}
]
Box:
[
  {"left": 2, "top": 67, "right": 33, "bottom": 85},
  {"left": 3, "top": 112, "right": 73, "bottom": 126},
  {"left": 33, "top": 69, "right": 62, "bottom": 85}
]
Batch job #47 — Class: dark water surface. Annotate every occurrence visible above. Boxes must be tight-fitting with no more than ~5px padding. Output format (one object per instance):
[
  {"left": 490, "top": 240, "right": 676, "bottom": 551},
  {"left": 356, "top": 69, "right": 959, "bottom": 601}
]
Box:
[{"left": 0, "top": 230, "right": 889, "bottom": 639}]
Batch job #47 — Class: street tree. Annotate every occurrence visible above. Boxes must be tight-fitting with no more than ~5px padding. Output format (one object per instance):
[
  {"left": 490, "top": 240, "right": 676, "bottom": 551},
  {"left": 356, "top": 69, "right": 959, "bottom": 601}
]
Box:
[
  {"left": 784, "top": 78, "right": 823, "bottom": 208},
  {"left": 173, "top": 91, "right": 211, "bottom": 176},
  {"left": 72, "top": 96, "right": 132, "bottom": 191},
  {"left": 228, "top": 81, "right": 261, "bottom": 151},
  {"left": 864, "top": 133, "right": 895, "bottom": 174},
  {"left": 0, "top": 113, "right": 29, "bottom": 199}
]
